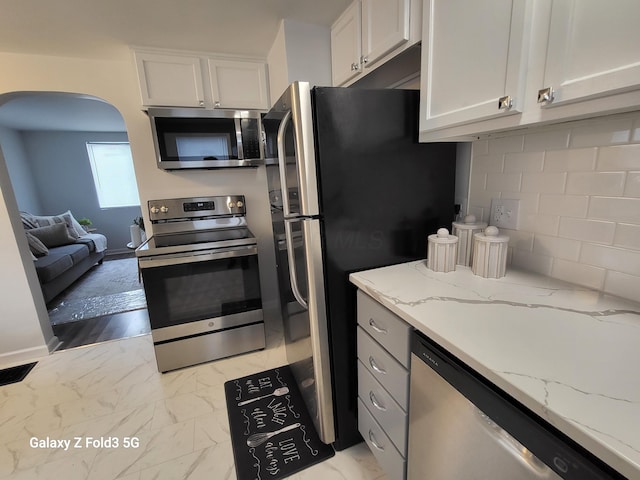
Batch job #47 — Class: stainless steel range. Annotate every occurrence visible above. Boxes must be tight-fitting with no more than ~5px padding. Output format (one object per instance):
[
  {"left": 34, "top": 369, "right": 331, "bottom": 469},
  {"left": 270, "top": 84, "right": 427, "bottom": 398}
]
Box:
[{"left": 136, "top": 195, "right": 265, "bottom": 372}]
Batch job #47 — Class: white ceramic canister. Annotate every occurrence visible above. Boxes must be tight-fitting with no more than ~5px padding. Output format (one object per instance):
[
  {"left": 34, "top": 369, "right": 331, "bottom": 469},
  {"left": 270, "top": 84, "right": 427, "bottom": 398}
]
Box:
[
  {"left": 452, "top": 214, "right": 488, "bottom": 266},
  {"left": 472, "top": 226, "right": 510, "bottom": 278},
  {"left": 427, "top": 228, "right": 458, "bottom": 273}
]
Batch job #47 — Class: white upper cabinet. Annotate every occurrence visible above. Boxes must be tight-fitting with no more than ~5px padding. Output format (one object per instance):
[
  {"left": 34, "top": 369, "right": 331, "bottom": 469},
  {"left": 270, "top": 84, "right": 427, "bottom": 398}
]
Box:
[
  {"left": 361, "top": 0, "right": 410, "bottom": 68},
  {"left": 419, "top": 0, "right": 640, "bottom": 141},
  {"left": 208, "top": 59, "right": 269, "bottom": 110},
  {"left": 133, "top": 49, "right": 269, "bottom": 110},
  {"left": 331, "top": 1, "right": 362, "bottom": 87},
  {"left": 420, "top": 0, "right": 528, "bottom": 132},
  {"left": 539, "top": 0, "right": 640, "bottom": 109},
  {"left": 330, "top": 0, "right": 421, "bottom": 86},
  {"left": 134, "top": 51, "right": 205, "bottom": 108}
]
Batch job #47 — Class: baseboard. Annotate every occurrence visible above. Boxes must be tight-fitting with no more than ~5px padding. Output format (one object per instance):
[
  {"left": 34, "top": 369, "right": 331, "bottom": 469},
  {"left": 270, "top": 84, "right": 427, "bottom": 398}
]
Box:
[{"left": 0, "top": 344, "right": 49, "bottom": 370}]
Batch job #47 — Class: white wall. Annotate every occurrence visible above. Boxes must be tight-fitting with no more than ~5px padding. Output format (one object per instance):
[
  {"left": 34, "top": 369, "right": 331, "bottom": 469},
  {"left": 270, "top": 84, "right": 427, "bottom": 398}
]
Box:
[
  {"left": 468, "top": 112, "right": 640, "bottom": 301},
  {"left": 0, "top": 50, "right": 280, "bottom": 364}
]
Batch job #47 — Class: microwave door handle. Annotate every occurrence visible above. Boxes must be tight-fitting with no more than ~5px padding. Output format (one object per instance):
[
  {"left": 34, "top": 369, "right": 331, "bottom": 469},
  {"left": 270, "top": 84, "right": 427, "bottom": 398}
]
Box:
[
  {"left": 284, "top": 218, "right": 308, "bottom": 310},
  {"left": 234, "top": 117, "right": 244, "bottom": 160},
  {"left": 277, "top": 110, "right": 293, "bottom": 218}
]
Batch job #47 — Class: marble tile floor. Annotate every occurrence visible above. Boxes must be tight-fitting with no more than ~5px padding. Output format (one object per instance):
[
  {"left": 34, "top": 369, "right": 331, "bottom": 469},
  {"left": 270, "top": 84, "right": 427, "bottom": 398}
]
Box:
[{"left": 0, "top": 333, "right": 387, "bottom": 480}]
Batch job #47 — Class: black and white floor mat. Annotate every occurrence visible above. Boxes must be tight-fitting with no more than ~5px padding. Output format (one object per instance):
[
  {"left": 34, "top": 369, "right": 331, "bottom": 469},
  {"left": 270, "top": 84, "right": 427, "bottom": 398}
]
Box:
[{"left": 224, "top": 365, "right": 335, "bottom": 480}]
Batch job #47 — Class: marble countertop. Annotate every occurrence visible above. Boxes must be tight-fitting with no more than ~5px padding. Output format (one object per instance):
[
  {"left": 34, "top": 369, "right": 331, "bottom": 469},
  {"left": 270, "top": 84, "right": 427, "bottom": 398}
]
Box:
[{"left": 349, "top": 260, "right": 640, "bottom": 479}]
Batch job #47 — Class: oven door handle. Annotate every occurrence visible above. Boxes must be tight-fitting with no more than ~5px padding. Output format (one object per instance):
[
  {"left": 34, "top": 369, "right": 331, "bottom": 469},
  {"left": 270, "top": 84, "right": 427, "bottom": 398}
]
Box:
[{"left": 138, "top": 245, "right": 258, "bottom": 269}]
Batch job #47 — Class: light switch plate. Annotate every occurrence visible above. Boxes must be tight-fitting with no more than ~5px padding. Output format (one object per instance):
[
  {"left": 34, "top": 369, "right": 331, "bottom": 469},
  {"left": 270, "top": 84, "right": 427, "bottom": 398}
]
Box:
[{"left": 490, "top": 198, "right": 520, "bottom": 229}]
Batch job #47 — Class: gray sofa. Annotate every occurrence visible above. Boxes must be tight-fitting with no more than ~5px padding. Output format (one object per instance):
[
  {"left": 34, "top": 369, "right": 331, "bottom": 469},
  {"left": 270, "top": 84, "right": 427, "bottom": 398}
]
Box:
[
  {"left": 21, "top": 210, "right": 108, "bottom": 304},
  {"left": 34, "top": 237, "right": 105, "bottom": 304}
]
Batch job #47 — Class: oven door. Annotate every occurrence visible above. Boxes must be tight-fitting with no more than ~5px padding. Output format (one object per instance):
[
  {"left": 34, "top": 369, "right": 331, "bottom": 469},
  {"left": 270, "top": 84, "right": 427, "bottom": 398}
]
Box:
[{"left": 139, "top": 245, "right": 262, "bottom": 332}]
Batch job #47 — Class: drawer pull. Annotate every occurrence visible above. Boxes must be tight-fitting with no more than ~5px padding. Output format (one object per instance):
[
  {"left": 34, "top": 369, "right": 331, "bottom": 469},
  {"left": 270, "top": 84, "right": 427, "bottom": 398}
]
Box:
[
  {"left": 369, "top": 391, "right": 387, "bottom": 411},
  {"left": 369, "top": 356, "right": 387, "bottom": 375},
  {"left": 368, "top": 318, "right": 388, "bottom": 334},
  {"left": 368, "top": 429, "right": 384, "bottom": 451}
]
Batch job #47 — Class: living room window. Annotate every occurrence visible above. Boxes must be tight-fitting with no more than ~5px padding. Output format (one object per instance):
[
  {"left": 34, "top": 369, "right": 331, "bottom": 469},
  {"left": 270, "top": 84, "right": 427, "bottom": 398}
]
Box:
[{"left": 86, "top": 142, "right": 140, "bottom": 208}]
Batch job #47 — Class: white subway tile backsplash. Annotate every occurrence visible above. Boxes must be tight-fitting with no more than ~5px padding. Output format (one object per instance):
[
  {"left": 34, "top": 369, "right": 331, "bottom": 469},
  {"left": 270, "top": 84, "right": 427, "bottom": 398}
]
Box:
[
  {"left": 597, "top": 144, "right": 640, "bottom": 171},
  {"left": 544, "top": 148, "right": 597, "bottom": 172},
  {"left": 565, "top": 172, "right": 626, "bottom": 196},
  {"left": 559, "top": 217, "right": 616, "bottom": 245},
  {"left": 504, "top": 152, "right": 544, "bottom": 173},
  {"left": 588, "top": 197, "right": 640, "bottom": 224},
  {"left": 521, "top": 172, "right": 567, "bottom": 193},
  {"left": 488, "top": 135, "right": 524, "bottom": 154},
  {"left": 624, "top": 172, "right": 640, "bottom": 197},
  {"left": 519, "top": 213, "right": 560, "bottom": 236},
  {"left": 486, "top": 173, "right": 522, "bottom": 192},
  {"left": 470, "top": 113, "right": 640, "bottom": 302},
  {"left": 533, "top": 234, "right": 581, "bottom": 262},
  {"left": 570, "top": 118, "right": 632, "bottom": 147},
  {"left": 511, "top": 249, "right": 553, "bottom": 276},
  {"left": 580, "top": 243, "right": 640, "bottom": 276},
  {"left": 538, "top": 194, "right": 588, "bottom": 218},
  {"left": 472, "top": 154, "right": 504, "bottom": 173},
  {"left": 524, "top": 129, "right": 570, "bottom": 152},
  {"left": 604, "top": 270, "right": 640, "bottom": 300},
  {"left": 551, "top": 259, "right": 605, "bottom": 290},
  {"left": 614, "top": 223, "right": 640, "bottom": 250}
]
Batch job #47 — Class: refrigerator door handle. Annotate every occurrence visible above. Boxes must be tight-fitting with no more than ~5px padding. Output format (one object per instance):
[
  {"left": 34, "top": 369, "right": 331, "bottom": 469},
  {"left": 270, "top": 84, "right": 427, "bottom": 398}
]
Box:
[
  {"left": 276, "top": 109, "right": 293, "bottom": 218},
  {"left": 284, "top": 218, "right": 308, "bottom": 309}
]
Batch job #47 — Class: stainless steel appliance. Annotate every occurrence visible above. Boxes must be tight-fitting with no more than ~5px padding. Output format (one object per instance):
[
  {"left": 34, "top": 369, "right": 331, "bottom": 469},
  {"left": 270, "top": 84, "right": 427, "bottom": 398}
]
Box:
[
  {"left": 263, "top": 82, "right": 457, "bottom": 449},
  {"left": 148, "top": 108, "right": 264, "bottom": 170},
  {"left": 136, "top": 195, "right": 265, "bottom": 372},
  {"left": 408, "top": 330, "right": 625, "bottom": 480}
]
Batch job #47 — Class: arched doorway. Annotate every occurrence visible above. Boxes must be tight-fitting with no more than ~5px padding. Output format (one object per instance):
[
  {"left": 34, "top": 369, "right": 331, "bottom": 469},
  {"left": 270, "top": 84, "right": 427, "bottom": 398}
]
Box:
[{"left": 0, "top": 91, "right": 148, "bottom": 352}]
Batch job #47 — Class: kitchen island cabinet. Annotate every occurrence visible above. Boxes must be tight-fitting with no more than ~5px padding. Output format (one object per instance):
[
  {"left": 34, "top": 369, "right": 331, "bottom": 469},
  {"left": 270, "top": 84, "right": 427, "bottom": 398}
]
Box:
[
  {"left": 350, "top": 261, "right": 640, "bottom": 479},
  {"left": 419, "top": 0, "right": 640, "bottom": 142}
]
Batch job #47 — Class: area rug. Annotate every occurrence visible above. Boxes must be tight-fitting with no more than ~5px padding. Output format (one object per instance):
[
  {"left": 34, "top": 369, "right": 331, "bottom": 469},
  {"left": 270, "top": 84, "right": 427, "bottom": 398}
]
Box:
[
  {"left": 0, "top": 362, "right": 37, "bottom": 387},
  {"left": 224, "top": 365, "right": 335, "bottom": 480}
]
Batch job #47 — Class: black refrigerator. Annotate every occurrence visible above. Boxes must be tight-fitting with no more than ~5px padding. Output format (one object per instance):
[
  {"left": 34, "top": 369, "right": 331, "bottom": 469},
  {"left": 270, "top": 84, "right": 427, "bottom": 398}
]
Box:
[{"left": 263, "top": 82, "right": 456, "bottom": 451}]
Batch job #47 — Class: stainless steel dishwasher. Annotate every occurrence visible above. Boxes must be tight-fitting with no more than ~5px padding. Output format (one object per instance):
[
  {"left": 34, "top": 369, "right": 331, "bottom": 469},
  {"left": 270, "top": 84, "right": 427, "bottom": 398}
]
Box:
[{"left": 408, "top": 331, "right": 625, "bottom": 480}]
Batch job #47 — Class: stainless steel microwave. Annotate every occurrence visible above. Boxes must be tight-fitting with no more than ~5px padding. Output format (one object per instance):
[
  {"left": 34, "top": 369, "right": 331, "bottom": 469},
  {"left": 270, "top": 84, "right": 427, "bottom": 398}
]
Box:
[{"left": 148, "top": 108, "right": 264, "bottom": 170}]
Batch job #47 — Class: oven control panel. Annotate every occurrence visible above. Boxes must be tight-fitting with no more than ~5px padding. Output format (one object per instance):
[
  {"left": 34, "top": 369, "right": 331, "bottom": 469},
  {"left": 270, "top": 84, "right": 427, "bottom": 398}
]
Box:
[{"left": 148, "top": 195, "right": 247, "bottom": 221}]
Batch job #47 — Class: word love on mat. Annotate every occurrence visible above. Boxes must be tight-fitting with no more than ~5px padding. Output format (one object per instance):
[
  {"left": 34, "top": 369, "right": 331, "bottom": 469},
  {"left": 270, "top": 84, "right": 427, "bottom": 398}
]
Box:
[{"left": 224, "top": 365, "right": 334, "bottom": 480}]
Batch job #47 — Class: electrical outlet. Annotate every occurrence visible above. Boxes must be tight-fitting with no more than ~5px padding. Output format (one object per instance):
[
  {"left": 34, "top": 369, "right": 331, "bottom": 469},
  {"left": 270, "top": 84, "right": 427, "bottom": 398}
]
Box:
[{"left": 490, "top": 198, "right": 520, "bottom": 229}]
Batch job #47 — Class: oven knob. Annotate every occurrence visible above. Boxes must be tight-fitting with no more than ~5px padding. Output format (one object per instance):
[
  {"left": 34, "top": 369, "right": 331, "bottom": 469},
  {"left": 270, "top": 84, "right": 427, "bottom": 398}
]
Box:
[
  {"left": 228, "top": 201, "right": 236, "bottom": 209},
  {"left": 236, "top": 200, "right": 244, "bottom": 208},
  {"left": 150, "top": 206, "right": 160, "bottom": 214},
  {"left": 160, "top": 206, "right": 169, "bottom": 213}
]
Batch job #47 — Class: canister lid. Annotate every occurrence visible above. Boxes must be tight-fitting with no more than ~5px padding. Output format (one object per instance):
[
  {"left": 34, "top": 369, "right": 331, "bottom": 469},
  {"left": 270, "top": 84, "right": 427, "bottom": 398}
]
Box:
[
  {"left": 474, "top": 225, "right": 510, "bottom": 243},
  {"left": 452, "top": 214, "right": 488, "bottom": 230},
  {"left": 428, "top": 227, "right": 458, "bottom": 244}
]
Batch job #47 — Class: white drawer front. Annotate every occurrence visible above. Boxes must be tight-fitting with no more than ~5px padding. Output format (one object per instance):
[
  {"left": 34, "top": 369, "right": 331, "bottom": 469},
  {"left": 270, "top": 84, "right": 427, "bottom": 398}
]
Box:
[
  {"left": 357, "top": 326, "right": 409, "bottom": 410},
  {"left": 358, "top": 398, "right": 406, "bottom": 480},
  {"left": 357, "top": 291, "right": 411, "bottom": 368},
  {"left": 358, "top": 361, "right": 408, "bottom": 454}
]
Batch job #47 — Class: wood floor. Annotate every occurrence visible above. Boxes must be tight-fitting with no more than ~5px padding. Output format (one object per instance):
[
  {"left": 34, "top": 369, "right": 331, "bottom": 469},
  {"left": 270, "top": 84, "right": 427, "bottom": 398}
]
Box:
[{"left": 52, "top": 308, "right": 150, "bottom": 351}]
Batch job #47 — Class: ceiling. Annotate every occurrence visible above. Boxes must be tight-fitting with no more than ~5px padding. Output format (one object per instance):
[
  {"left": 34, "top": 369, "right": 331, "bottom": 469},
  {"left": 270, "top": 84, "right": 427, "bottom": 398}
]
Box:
[
  {"left": 0, "top": 0, "right": 351, "bottom": 132},
  {"left": 0, "top": 0, "right": 351, "bottom": 60}
]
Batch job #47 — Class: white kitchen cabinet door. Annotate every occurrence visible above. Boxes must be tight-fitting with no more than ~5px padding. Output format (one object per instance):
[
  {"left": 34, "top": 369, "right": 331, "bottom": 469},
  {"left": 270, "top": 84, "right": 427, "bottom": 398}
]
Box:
[
  {"left": 134, "top": 52, "right": 205, "bottom": 107},
  {"left": 361, "top": 0, "right": 410, "bottom": 69},
  {"left": 331, "top": 1, "right": 362, "bottom": 86},
  {"left": 208, "top": 59, "right": 269, "bottom": 110},
  {"left": 540, "top": 0, "right": 640, "bottom": 109},
  {"left": 420, "top": 0, "right": 528, "bottom": 132}
]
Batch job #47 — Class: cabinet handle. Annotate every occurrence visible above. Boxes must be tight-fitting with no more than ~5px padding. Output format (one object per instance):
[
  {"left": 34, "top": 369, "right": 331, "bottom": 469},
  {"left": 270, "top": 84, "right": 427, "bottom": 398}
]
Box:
[
  {"left": 198, "top": 100, "right": 204, "bottom": 106},
  {"left": 368, "top": 318, "right": 387, "bottom": 334},
  {"left": 368, "top": 430, "right": 385, "bottom": 451},
  {"left": 498, "top": 95, "right": 513, "bottom": 110},
  {"left": 537, "top": 87, "right": 554, "bottom": 104},
  {"left": 214, "top": 101, "right": 221, "bottom": 108},
  {"left": 361, "top": 55, "right": 369, "bottom": 65},
  {"left": 369, "top": 356, "right": 387, "bottom": 375},
  {"left": 369, "top": 391, "right": 387, "bottom": 411},
  {"left": 351, "top": 62, "right": 360, "bottom": 71}
]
